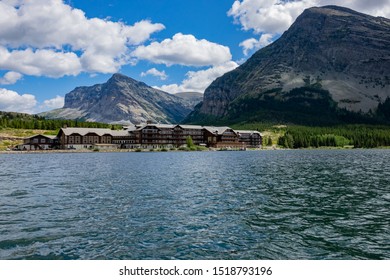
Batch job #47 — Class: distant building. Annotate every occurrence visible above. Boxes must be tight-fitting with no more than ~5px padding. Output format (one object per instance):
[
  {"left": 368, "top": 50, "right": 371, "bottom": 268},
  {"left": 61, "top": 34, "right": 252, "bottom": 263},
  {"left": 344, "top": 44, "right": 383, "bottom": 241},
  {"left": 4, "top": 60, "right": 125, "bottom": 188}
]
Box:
[
  {"left": 203, "top": 126, "right": 239, "bottom": 148},
  {"left": 19, "top": 134, "right": 58, "bottom": 150},
  {"left": 57, "top": 127, "right": 122, "bottom": 150},
  {"left": 22, "top": 124, "right": 262, "bottom": 150},
  {"left": 235, "top": 130, "right": 262, "bottom": 148}
]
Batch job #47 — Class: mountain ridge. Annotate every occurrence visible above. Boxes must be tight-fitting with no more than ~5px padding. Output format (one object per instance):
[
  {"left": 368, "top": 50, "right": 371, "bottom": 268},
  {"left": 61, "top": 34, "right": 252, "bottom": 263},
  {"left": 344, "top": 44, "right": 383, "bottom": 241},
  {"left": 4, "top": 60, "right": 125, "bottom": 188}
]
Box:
[
  {"left": 186, "top": 5, "right": 390, "bottom": 125},
  {"left": 41, "top": 73, "right": 196, "bottom": 124}
]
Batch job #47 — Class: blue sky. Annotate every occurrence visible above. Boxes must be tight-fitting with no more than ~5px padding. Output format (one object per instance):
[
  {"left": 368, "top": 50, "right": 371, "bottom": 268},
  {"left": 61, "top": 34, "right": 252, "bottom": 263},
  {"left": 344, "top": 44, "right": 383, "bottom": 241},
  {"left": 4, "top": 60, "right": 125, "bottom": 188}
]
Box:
[{"left": 0, "top": 0, "right": 389, "bottom": 114}]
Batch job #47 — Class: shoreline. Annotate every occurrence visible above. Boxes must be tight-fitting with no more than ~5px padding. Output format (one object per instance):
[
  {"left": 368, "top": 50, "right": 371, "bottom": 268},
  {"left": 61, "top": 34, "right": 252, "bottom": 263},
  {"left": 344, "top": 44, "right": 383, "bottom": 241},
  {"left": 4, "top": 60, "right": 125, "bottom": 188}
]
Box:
[
  {"left": 1, "top": 146, "right": 390, "bottom": 154},
  {"left": 0, "top": 148, "right": 256, "bottom": 154}
]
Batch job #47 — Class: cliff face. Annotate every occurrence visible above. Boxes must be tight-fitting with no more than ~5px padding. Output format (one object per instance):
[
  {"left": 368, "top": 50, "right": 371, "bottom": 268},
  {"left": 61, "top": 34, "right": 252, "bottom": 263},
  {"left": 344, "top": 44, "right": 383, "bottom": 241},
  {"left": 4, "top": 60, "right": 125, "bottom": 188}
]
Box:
[
  {"left": 189, "top": 6, "right": 390, "bottom": 124},
  {"left": 41, "top": 74, "right": 195, "bottom": 124},
  {"left": 174, "top": 92, "right": 203, "bottom": 107}
]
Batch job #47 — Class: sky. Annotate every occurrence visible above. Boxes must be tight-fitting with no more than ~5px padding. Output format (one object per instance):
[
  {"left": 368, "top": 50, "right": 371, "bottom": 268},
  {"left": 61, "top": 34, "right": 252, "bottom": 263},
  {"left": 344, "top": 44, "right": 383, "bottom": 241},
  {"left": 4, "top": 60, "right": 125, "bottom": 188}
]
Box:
[{"left": 0, "top": 0, "right": 389, "bottom": 114}]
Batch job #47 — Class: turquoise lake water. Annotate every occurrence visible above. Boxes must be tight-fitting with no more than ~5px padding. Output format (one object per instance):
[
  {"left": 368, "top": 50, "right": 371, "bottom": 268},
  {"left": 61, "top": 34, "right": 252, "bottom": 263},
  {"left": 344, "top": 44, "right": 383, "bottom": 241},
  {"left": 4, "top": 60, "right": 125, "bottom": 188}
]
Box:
[{"left": 0, "top": 150, "right": 389, "bottom": 259}]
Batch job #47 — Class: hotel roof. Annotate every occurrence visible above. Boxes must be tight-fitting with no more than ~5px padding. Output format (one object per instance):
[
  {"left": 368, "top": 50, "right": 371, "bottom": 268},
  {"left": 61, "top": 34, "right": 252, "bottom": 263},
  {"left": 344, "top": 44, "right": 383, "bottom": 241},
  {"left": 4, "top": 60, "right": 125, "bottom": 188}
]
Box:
[
  {"left": 59, "top": 125, "right": 262, "bottom": 137},
  {"left": 175, "top": 124, "right": 204, "bottom": 130},
  {"left": 203, "top": 126, "right": 233, "bottom": 135},
  {"left": 26, "top": 134, "right": 58, "bottom": 139},
  {"left": 109, "top": 130, "right": 132, "bottom": 137},
  {"left": 135, "top": 124, "right": 175, "bottom": 130},
  {"left": 234, "top": 130, "right": 262, "bottom": 135},
  {"left": 60, "top": 127, "right": 118, "bottom": 136}
]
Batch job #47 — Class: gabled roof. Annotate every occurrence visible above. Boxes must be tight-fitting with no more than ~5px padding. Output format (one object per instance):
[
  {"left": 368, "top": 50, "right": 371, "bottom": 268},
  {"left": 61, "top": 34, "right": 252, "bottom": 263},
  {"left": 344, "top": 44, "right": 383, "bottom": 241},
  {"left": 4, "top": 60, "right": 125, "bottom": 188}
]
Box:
[
  {"left": 138, "top": 124, "right": 175, "bottom": 130},
  {"left": 234, "top": 130, "right": 262, "bottom": 136},
  {"left": 60, "top": 127, "right": 115, "bottom": 136},
  {"left": 175, "top": 124, "right": 204, "bottom": 130},
  {"left": 203, "top": 126, "right": 233, "bottom": 135},
  {"left": 110, "top": 130, "right": 132, "bottom": 137},
  {"left": 123, "top": 125, "right": 137, "bottom": 131},
  {"left": 155, "top": 124, "right": 175, "bottom": 129},
  {"left": 27, "top": 134, "right": 58, "bottom": 140},
  {"left": 45, "top": 135, "right": 59, "bottom": 139},
  {"left": 57, "top": 125, "right": 262, "bottom": 138}
]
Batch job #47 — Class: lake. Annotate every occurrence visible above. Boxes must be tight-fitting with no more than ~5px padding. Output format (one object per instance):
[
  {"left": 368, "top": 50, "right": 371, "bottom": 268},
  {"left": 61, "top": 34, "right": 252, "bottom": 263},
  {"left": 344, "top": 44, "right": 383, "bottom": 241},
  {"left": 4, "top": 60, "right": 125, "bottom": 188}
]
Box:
[{"left": 0, "top": 150, "right": 389, "bottom": 259}]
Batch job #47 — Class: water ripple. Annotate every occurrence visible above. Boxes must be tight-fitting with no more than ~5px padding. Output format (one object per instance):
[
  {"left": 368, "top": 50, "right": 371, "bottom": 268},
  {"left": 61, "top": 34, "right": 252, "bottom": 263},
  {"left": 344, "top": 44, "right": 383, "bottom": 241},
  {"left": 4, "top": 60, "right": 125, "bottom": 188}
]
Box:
[{"left": 0, "top": 150, "right": 389, "bottom": 259}]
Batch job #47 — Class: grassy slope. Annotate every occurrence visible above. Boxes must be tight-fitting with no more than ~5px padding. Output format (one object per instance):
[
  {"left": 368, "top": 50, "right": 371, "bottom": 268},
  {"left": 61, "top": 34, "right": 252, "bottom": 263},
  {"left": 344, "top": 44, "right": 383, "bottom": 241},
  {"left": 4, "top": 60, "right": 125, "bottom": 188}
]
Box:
[{"left": 0, "top": 128, "right": 58, "bottom": 150}]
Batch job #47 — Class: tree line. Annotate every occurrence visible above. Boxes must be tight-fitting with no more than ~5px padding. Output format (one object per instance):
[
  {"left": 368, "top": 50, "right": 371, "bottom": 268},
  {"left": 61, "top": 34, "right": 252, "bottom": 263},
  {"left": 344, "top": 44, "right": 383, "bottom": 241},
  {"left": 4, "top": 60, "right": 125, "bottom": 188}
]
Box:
[
  {"left": 0, "top": 111, "right": 121, "bottom": 130},
  {"left": 278, "top": 125, "right": 390, "bottom": 148}
]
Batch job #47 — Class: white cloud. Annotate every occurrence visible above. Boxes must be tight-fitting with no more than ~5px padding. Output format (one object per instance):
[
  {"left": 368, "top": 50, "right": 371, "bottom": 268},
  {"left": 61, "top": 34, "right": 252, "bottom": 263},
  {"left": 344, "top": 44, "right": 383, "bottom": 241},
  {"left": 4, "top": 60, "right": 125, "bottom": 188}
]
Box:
[
  {"left": 156, "top": 61, "right": 239, "bottom": 93},
  {"left": 132, "top": 33, "right": 232, "bottom": 67},
  {"left": 141, "top": 68, "right": 168, "bottom": 80},
  {"left": 0, "top": 88, "right": 65, "bottom": 113},
  {"left": 125, "top": 20, "right": 166, "bottom": 45},
  {"left": 230, "top": 0, "right": 390, "bottom": 55},
  {"left": 0, "top": 71, "right": 23, "bottom": 85},
  {"left": 0, "top": 88, "right": 37, "bottom": 113},
  {"left": 42, "top": 95, "right": 64, "bottom": 110},
  {"left": 240, "top": 33, "right": 274, "bottom": 55},
  {"left": 0, "top": 47, "right": 82, "bottom": 77},
  {"left": 319, "top": 0, "right": 390, "bottom": 18},
  {"left": 0, "top": 0, "right": 165, "bottom": 77},
  {"left": 0, "top": 1, "right": 165, "bottom": 50},
  {"left": 229, "top": 0, "right": 390, "bottom": 36},
  {"left": 229, "top": 0, "right": 316, "bottom": 35}
]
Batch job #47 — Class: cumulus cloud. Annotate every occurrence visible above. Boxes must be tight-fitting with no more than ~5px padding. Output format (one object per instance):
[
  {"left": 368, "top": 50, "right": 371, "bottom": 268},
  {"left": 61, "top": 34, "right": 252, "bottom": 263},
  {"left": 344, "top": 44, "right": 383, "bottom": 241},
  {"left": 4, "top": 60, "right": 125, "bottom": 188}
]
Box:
[
  {"left": 132, "top": 33, "right": 232, "bottom": 67},
  {"left": 0, "top": 88, "right": 65, "bottom": 113},
  {"left": 0, "top": 1, "right": 165, "bottom": 50},
  {"left": 229, "top": 0, "right": 390, "bottom": 36},
  {"left": 240, "top": 33, "right": 274, "bottom": 55},
  {"left": 42, "top": 95, "right": 64, "bottom": 110},
  {"left": 0, "top": 47, "right": 82, "bottom": 77},
  {"left": 0, "top": 88, "right": 37, "bottom": 113},
  {"left": 125, "top": 20, "right": 166, "bottom": 45},
  {"left": 155, "top": 61, "right": 239, "bottom": 93},
  {"left": 0, "top": 71, "right": 23, "bottom": 85},
  {"left": 320, "top": 0, "right": 390, "bottom": 18},
  {"left": 230, "top": 0, "right": 390, "bottom": 55},
  {"left": 229, "top": 0, "right": 316, "bottom": 34},
  {"left": 0, "top": 0, "right": 165, "bottom": 77},
  {"left": 141, "top": 68, "right": 168, "bottom": 80}
]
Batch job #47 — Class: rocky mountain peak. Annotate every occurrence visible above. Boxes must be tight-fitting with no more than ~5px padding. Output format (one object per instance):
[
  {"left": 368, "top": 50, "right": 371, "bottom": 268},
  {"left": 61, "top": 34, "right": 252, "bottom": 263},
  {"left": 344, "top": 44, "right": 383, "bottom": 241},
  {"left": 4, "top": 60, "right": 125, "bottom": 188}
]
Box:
[
  {"left": 106, "top": 73, "right": 148, "bottom": 89},
  {"left": 186, "top": 5, "right": 390, "bottom": 125},
  {"left": 108, "top": 73, "right": 139, "bottom": 84},
  {"left": 308, "top": 5, "right": 368, "bottom": 16},
  {"left": 41, "top": 74, "right": 197, "bottom": 124}
]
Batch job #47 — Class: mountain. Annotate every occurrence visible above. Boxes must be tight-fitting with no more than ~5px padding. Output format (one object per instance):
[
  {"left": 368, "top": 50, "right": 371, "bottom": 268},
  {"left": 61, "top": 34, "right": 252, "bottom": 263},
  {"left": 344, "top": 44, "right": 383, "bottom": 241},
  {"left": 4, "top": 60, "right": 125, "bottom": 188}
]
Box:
[
  {"left": 41, "top": 73, "right": 196, "bottom": 124},
  {"left": 186, "top": 6, "right": 390, "bottom": 125},
  {"left": 174, "top": 92, "right": 203, "bottom": 106}
]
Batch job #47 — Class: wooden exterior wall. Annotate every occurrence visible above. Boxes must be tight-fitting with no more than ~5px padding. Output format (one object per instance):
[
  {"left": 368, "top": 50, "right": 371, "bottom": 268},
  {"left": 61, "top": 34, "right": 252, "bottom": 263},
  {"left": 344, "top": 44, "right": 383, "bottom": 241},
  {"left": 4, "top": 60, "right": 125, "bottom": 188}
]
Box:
[
  {"left": 54, "top": 127, "right": 262, "bottom": 149},
  {"left": 21, "top": 135, "right": 58, "bottom": 150},
  {"left": 238, "top": 133, "right": 262, "bottom": 148}
]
